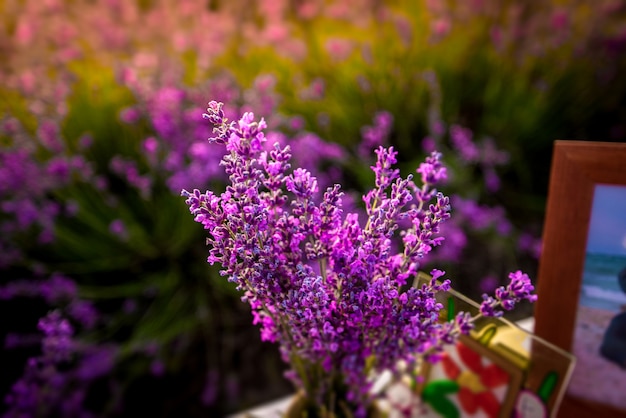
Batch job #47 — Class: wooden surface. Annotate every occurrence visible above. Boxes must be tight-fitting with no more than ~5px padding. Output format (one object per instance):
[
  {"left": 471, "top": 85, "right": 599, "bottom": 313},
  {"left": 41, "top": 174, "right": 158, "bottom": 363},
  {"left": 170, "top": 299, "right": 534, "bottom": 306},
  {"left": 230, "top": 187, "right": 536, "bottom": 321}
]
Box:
[
  {"left": 534, "top": 140, "right": 626, "bottom": 418},
  {"left": 229, "top": 396, "right": 292, "bottom": 418}
]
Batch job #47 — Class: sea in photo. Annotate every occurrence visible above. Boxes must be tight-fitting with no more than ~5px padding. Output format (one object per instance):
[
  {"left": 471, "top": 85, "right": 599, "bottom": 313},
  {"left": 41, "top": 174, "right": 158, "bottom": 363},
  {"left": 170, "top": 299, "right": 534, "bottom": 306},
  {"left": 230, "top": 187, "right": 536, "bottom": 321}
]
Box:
[
  {"left": 568, "top": 251, "right": 626, "bottom": 410},
  {"left": 569, "top": 305, "right": 626, "bottom": 410},
  {"left": 579, "top": 252, "right": 626, "bottom": 312}
]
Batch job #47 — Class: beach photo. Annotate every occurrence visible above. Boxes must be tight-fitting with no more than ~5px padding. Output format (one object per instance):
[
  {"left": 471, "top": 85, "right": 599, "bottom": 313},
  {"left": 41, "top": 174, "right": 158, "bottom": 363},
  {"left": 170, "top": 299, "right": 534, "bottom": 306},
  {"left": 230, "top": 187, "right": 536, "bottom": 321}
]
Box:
[{"left": 567, "top": 184, "right": 626, "bottom": 411}]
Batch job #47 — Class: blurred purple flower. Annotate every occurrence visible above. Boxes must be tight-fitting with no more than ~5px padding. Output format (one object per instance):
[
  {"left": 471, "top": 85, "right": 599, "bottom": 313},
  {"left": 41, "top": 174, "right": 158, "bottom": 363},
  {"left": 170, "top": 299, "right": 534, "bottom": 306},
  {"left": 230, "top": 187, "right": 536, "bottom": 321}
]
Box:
[
  {"left": 37, "top": 120, "right": 64, "bottom": 153},
  {"left": 77, "top": 346, "right": 118, "bottom": 380},
  {"left": 359, "top": 111, "right": 393, "bottom": 158},
  {"left": 479, "top": 275, "right": 499, "bottom": 294},
  {"left": 38, "top": 311, "right": 74, "bottom": 363},
  {"left": 201, "top": 370, "right": 219, "bottom": 406},
  {"left": 450, "top": 124, "right": 479, "bottom": 162},
  {"left": 119, "top": 107, "right": 141, "bottom": 124},
  {"left": 150, "top": 360, "right": 165, "bottom": 377},
  {"left": 109, "top": 219, "right": 129, "bottom": 240},
  {"left": 40, "top": 273, "right": 78, "bottom": 303},
  {"left": 68, "top": 300, "right": 99, "bottom": 329}
]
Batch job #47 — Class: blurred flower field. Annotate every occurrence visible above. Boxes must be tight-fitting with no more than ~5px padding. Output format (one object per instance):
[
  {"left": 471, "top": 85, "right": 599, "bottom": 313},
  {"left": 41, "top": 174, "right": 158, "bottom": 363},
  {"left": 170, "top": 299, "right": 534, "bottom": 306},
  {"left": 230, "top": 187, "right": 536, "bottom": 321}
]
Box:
[{"left": 1, "top": 0, "right": 625, "bottom": 416}]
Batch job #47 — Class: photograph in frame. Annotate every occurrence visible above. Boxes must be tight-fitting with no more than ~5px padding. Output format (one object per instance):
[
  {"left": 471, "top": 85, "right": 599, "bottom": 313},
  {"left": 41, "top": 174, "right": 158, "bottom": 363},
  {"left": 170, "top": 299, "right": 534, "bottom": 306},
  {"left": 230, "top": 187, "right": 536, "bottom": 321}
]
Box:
[
  {"left": 566, "top": 184, "right": 626, "bottom": 410},
  {"left": 534, "top": 140, "right": 626, "bottom": 417}
]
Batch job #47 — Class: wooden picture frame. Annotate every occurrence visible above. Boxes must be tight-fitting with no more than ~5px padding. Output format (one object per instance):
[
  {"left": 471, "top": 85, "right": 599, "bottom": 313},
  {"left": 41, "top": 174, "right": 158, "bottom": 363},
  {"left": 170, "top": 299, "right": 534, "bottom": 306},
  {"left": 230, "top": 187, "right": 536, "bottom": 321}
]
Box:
[{"left": 534, "top": 140, "right": 626, "bottom": 418}]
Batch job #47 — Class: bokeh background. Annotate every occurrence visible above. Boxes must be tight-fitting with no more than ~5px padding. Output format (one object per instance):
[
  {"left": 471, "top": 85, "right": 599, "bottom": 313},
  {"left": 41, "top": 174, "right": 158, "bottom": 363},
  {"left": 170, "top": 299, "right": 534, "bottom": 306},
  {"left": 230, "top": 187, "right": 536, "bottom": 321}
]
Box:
[{"left": 1, "top": 0, "right": 625, "bottom": 416}]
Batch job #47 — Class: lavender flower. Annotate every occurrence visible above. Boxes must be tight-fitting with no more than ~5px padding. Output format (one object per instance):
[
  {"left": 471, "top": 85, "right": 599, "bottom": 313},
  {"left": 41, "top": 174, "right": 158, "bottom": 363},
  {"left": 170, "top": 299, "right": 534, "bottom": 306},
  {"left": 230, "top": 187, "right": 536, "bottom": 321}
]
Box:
[
  {"left": 38, "top": 311, "right": 75, "bottom": 363},
  {"left": 4, "top": 311, "right": 76, "bottom": 417},
  {"left": 358, "top": 111, "right": 393, "bottom": 158},
  {"left": 183, "top": 102, "right": 536, "bottom": 415},
  {"left": 479, "top": 270, "right": 538, "bottom": 317}
]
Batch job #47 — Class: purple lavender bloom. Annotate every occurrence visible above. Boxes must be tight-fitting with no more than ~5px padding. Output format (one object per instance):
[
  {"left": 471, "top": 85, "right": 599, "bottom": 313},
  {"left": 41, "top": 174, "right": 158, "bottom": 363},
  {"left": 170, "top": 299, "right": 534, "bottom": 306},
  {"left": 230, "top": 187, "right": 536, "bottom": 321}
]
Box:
[
  {"left": 518, "top": 232, "right": 543, "bottom": 259},
  {"left": 150, "top": 359, "right": 165, "bottom": 377},
  {"left": 68, "top": 300, "right": 99, "bottom": 329},
  {"left": 143, "top": 136, "right": 159, "bottom": 155},
  {"left": 283, "top": 132, "right": 345, "bottom": 192},
  {"left": 150, "top": 87, "right": 186, "bottom": 139},
  {"left": 183, "top": 102, "right": 535, "bottom": 414},
  {"left": 201, "top": 370, "right": 219, "bottom": 406},
  {"left": 46, "top": 157, "right": 71, "bottom": 181},
  {"left": 479, "top": 294, "right": 502, "bottom": 318},
  {"left": 38, "top": 310, "right": 75, "bottom": 363},
  {"left": 109, "top": 219, "right": 129, "bottom": 241},
  {"left": 40, "top": 273, "right": 78, "bottom": 303},
  {"left": 358, "top": 111, "right": 393, "bottom": 158},
  {"left": 37, "top": 119, "right": 64, "bottom": 153},
  {"left": 119, "top": 106, "right": 141, "bottom": 124},
  {"left": 3, "top": 310, "right": 98, "bottom": 418},
  {"left": 78, "top": 133, "right": 93, "bottom": 150},
  {"left": 416, "top": 151, "right": 448, "bottom": 187},
  {"left": 4, "top": 333, "right": 41, "bottom": 350},
  {"left": 4, "top": 358, "right": 44, "bottom": 416},
  {"left": 480, "top": 270, "right": 537, "bottom": 317},
  {"left": 450, "top": 124, "right": 479, "bottom": 163},
  {"left": 453, "top": 195, "right": 511, "bottom": 234},
  {"left": 479, "top": 275, "right": 499, "bottom": 293},
  {"left": 76, "top": 346, "right": 118, "bottom": 380},
  {"left": 202, "top": 100, "right": 230, "bottom": 143}
]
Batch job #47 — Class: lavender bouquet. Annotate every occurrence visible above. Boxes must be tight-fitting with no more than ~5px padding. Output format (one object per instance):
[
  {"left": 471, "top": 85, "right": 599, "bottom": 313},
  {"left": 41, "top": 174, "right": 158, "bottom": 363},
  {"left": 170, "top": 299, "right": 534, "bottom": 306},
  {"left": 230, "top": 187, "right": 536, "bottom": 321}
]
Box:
[{"left": 182, "top": 102, "right": 536, "bottom": 417}]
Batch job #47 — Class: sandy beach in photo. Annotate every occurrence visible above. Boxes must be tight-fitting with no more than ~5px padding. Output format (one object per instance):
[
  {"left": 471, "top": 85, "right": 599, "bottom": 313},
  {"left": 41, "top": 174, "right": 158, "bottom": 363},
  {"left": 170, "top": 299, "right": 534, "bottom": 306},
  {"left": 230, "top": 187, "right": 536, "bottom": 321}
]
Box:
[{"left": 567, "top": 305, "right": 626, "bottom": 411}]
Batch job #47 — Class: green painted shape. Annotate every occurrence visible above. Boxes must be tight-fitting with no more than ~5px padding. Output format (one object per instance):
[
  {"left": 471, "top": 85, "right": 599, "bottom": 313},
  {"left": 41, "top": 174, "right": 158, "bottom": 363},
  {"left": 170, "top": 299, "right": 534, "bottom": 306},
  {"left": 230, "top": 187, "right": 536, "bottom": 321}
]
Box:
[
  {"left": 447, "top": 296, "right": 455, "bottom": 321},
  {"left": 422, "top": 380, "right": 460, "bottom": 418},
  {"left": 538, "top": 371, "right": 559, "bottom": 403}
]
